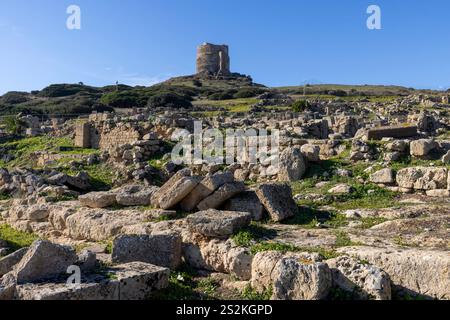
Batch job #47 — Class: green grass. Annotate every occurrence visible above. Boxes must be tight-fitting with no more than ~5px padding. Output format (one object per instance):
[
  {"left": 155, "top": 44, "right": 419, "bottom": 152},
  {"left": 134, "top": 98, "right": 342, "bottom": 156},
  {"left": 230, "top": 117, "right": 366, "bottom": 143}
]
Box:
[
  {"left": 231, "top": 222, "right": 277, "bottom": 247},
  {"left": 334, "top": 231, "right": 362, "bottom": 247},
  {"left": 241, "top": 284, "right": 272, "bottom": 300},
  {"left": 0, "top": 192, "right": 11, "bottom": 200},
  {"left": 62, "top": 163, "right": 114, "bottom": 191},
  {"left": 151, "top": 265, "right": 218, "bottom": 300},
  {"left": 197, "top": 277, "right": 220, "bottom": 297},
  {"left": 249, "top": 241, "right": 338, "bottom": 259},
  {"left": 0, "top": 135, "right": 98, "bottom": 169},
  {"left": 358, "top": 217, "right": 388, "bottom": 229},
  {"left": 283, "top": 206, "right": 348, "bottom": 229},
  {"left": 389, "top": 155, "right": 450, "bottom": 171},
  {"left": 0, "top": 224, "right": 38, "bottom": 253},
  {"left": 192, "top": 98, "right": 258, "bottom": 116},
  {"left": 290, "top": 151, "right": 399, "bottom": 211}
]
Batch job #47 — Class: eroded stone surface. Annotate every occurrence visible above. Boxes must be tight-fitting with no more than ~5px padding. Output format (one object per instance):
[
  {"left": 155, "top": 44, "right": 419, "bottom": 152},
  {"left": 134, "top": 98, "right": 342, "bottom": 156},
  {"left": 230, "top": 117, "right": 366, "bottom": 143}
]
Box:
[{"left": 186, "top": 209, "right": 251, "bottom": 238}]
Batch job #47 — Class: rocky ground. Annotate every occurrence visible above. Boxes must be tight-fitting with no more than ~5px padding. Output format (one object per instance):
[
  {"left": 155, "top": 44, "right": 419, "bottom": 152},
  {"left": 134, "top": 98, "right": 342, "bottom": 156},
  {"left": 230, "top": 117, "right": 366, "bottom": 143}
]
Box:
[{"left": 0, "top": 82, "right": 449, "bottom": 300}]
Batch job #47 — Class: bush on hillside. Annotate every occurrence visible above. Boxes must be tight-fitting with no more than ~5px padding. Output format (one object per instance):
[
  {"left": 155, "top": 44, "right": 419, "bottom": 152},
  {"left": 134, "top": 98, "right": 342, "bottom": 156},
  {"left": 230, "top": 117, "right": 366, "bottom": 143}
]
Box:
[
  {"left": 100, "top": 91, "right": 147, "bottom": 108},
  {"left": 291, "top": 100, "right": 310, "bottom": 113},
  {"left": 147, "top": 92, "right": 192, "bottom": 109},
  {"left": 0, "top": 92, "right": 30, "bottom": 104},
  {"left": 1, "top": 116, "right": 26, "bottom": 135},
  {"left": 233, "top": 87, "right": 266, "bottom": 99},
  {"left": 38, "top": 84, "right": 99, "bottom": 98}
]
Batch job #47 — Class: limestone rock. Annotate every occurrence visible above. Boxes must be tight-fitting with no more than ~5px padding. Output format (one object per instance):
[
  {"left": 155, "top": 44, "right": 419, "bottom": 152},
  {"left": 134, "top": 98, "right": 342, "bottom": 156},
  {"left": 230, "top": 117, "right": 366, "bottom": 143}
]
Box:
[
  {"left": 186, "top": 209, "right": 251, "bottom": 238},
  {"left": 25, "top": 205, "right": 49, "bottom": 221},
  {"left": 180, "top": 172, "right": 234, "bottom": 211},
  {"left": 223, "top": 191, "right": 265, "bottom": 221},
  {"left": 14, "top": 262, "right": 169, "bottom": 300},
  {"left": 327, "top": 256, "right": 391, "bottom": 300},
  {"left": 442, "top": 150, "right": 450, "bottom": 164},
  {"left": 410, "top": 139, "right": 437, "bottom": 157},
  {"left": 112, "top": 232, "right": 182, "bottom": 269},
  {"left": 0, "top": 247, "right": 28, "bottom": 277},
  {"left": 255, "top": 183, "right": 297, "bottom": 222},
  {"left": 197, "top": 181, "right": 246, "bottom": 211},
  {"left": 14, "top": 240, "right": 77, "bottom": 284},
  {"left": 396, "top": 167, "right": 448, "bottom": 190},
  {"left": 338, "top": 246, "right": 450, "bottom": 299},
  {"left": 278, "top": 147, "right": 306, "bottom": 182},
  {"left": 65, "top": 208, "right": 149, "bottom": 241},
  {"left": 370, "top": 168, "right": 395, "bottom": 184},
  {"left": 79, "top": 191, "right": 117, "bottom": 209},
  {"left": 151, "top": 169, "right": 200, "bottom": 209},
  {"left": 386, "top": 140, "right": 408, "bottom": 152},
  {"left": 300, "top": 144, "right": 320, "bottom": 162},
  {"left": 425, "top": 189, "right": 450, "bottom": 197},
  {"left": 181, "top": 236, "right": 252, "bottom": 280},
  {"left": 76, "top": 250, "right": 97, "bottom": 272},
  {"left": 116, "top": 185, "right": 159, "bottom": 206},
  {"left": 328, "top": 184, "right": 353, "bottom": 194},
  {"left": 251, "top": 251, "right": 331, "bottom": 300},
  {"left": 0, "top": 272, "right": 16, "bottom": 300}
]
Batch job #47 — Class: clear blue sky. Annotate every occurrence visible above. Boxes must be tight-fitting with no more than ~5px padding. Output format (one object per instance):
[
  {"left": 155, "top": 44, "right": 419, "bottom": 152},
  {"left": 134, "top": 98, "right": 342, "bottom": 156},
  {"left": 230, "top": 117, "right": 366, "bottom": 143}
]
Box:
[{"left": 1, "top": 0, "right": 450, "bottom": 94}]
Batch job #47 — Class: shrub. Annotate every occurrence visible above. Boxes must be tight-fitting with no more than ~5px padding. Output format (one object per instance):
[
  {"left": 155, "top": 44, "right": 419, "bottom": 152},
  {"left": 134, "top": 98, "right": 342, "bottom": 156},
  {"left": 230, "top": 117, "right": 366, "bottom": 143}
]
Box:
[
  {"left": 233, "top": 87, "right": 266, "bottom": 99},
  {"left": 147, "top": 92, "right": 192, "bottom": 109},
  {"left": 100, "top": 91, "right": 147, "bottom": 108},
  {"left": 1, "top": 91, "right": 30, "bottom": 104},
  {"left": 291, "top": 100, "right": 310, "bottom": 112},
  {"left": 208, "top": 92, "right": 234, "bottom": 100},
  {"left": 328, "top": 89, "right": 347, "bottom": 97},
  {"left": 192, "top": 79, "right": 202, "bottom": 87},
  {"left": 38, "top": 84, "right": 99, "bottom": 98},
  {"left": 1, "top": 116, "right": 26, "bottom": 135}
]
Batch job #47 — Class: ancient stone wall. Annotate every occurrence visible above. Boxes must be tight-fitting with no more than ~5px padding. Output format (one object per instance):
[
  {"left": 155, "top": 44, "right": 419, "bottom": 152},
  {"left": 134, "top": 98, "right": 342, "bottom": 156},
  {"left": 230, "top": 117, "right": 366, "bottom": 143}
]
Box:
[
  {"left": 196, "top": 43, "right": 230, "bottom": 76},
  {"left": 98, "top": 126, "right": 141, "bottom": 150},
  {"left": 74, "top": 122, "right": 91, "bottom": 148}
]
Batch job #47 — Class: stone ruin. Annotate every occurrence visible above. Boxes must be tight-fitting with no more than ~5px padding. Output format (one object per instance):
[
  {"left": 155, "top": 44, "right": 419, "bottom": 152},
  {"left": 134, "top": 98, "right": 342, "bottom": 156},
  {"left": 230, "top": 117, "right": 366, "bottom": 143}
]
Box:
[{"left": 196, "top": 43, "right": 231, "bottom": 77}]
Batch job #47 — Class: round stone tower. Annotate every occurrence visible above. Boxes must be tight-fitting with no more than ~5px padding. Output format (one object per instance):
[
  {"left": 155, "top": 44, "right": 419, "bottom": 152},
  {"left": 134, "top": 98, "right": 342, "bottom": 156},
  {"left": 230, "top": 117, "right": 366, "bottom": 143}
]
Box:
[{"left": 196, "top": 43, "right": 231, "bottom": 76}]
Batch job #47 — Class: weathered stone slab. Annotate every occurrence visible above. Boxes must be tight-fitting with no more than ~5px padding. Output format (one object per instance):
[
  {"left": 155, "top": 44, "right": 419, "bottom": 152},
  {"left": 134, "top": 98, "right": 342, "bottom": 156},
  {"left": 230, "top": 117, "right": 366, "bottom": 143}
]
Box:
[
  {"left": 396, "top": 167, "right": 448, "bottom": 190},
  {"left": 251, "top": 251, "right": 331, "bottom": 300},
  {"left": 370, "top": 168, "right": 395, "bottom": 184},
  {"left": 151, "top": 169, "right": 200, "bottom": 209},
  {"left": 110, "top": 262, "right": 169, "bottom": 300},
  {"left": 79, "top": 192, "right": 117, "bottom": 208},
  {"left": 65, "top": 208, "right": 149, "bottom": 241},
  {"left": 14, "top": 262, "right": 169, "bottom": 300},
  {"left": 338, "top": 246, "right": 450, "bottom": 299},
  {"left": 255, "top": 183, "right": 297, "bottom": 222},
  {"left": 278, "top": 147, "right": 306, "bottom": 182},
  {"left": 112, "top": 232, "right": 182, "bottom": 269},
  {"left": 327, "top": 256, "right": 391, "bottom": 300},
  {"left": 14, "top": 240, "right": 78, "bottom": 284},
  {"left": 410, "top": 139, "right": 437, "bottom": 157},
  {"left": 366, "top": 125, "right": 417, "bottom": 140},
  {"left": 197, "top": 182, "right": 246, "bottom": 211},
  {"left": 186, "top": 209, "right": 251, "bottom": 238},
  {"left": 181, "top": 233, "right": 253, "bottom": 280},
  {"left": 180, "top": 172, "right": 234, "bottom": 211},
  {"left": 223, "top": 191, "right": 265, "bottom": 221},
  {"left": 0, "top": 247, "right": 28, "bottom": 277},
  {"left": 116, "top": 185, "right": 159, "bottom": 206},
  {"left": 0, "top": 272, "right": 16, "bottom": 300}
]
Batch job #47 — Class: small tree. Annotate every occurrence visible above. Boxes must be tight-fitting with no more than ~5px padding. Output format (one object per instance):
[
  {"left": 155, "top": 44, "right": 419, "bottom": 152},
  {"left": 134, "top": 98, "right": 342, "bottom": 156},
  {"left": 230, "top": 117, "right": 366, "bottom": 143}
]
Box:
[
  {"left": 291, "top": 100, "right": 310, "bottom": 113},
  {"left": 2, "top": 116, "right": 26, "bottom": 135}
]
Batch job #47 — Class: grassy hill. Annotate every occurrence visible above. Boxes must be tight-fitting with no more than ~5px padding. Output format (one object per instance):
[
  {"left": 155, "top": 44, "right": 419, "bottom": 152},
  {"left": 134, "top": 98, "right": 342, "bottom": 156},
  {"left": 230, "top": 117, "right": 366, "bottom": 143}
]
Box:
[{"left": 0, "top": 77, "right": 446, "bottom": 118}]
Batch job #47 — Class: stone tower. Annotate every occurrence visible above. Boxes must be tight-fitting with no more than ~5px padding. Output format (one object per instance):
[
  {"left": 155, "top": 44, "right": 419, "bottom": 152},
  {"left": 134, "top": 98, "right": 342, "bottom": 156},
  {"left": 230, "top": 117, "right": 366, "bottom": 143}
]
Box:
[{"left": 196, "top": 43, "right": 231, "bottom": 76}]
